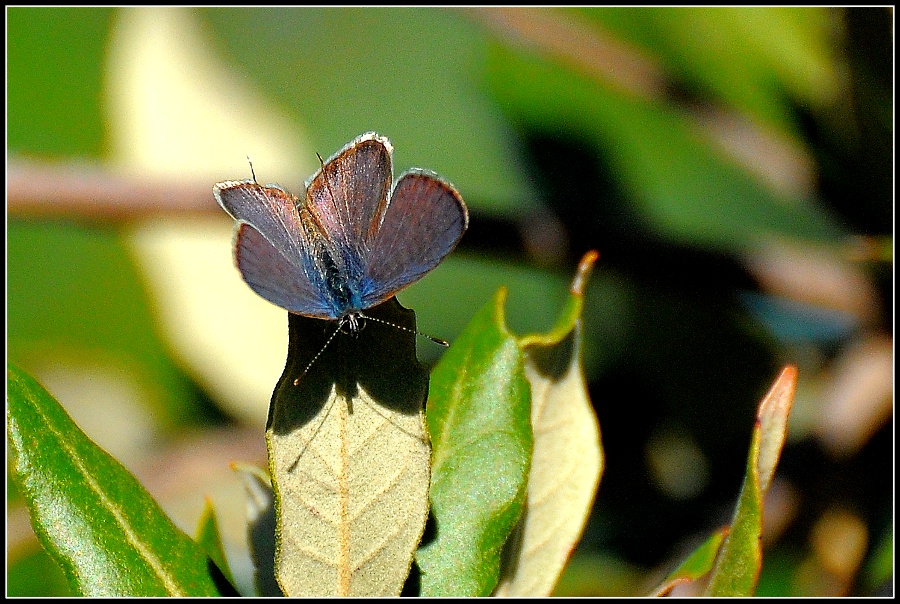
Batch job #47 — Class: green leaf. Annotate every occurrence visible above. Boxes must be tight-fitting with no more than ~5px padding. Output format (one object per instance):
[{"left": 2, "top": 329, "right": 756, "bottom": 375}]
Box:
[
  {"left": 484, "top": 43, "right": 844, "bottom": 252},
  {"left": 417, "top": 289, "right": 532, "bottom": 596},
  {"left": 195, "top": 500, "right": 236, "bottom": 589},
  {"left": 574, "top": 8, "right": 840, "bottom": 134},
  {"left": 6, "top": 362, "right": 227, "bottom": 597},
  {"left": 495, "top": 251, "right": 603, "bottom": 596},
  {"left": 649, "top": 528, "right": 728, "bottom": 596},
  {"left": 706, "top": 365, "right": 798, "bottom": 596},
  {"left": 267, "top": 299, "right": 431, "bottom": 596}
]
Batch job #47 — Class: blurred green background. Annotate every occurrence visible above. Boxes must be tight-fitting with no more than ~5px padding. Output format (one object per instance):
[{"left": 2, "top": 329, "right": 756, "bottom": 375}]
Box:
[{"left": 7, "top": 7, "right": 892, "bottom": 596}]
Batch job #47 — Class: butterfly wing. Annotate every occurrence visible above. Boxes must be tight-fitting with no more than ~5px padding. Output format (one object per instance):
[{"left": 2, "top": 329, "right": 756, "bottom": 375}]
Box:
[
  {"left": 214, "top": 180, "right": 335, "bottom": 318},
  {"left": 361, "top": 169, "right": 468, "bottom": 307},
  {"left": 303, "top": 133, "right": 393, "bottom": 288},
  {"left": 215, "top": 134, "right": 457, "bottom": 318}
]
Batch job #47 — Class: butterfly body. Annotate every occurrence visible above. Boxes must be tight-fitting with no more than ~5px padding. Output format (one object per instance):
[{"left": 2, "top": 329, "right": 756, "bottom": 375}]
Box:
[{"left": 214, "top": 133, "right": 468, "bottom": 328}]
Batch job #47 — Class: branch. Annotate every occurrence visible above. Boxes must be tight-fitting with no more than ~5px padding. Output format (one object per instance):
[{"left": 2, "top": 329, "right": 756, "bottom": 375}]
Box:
[{"left": 8, "top": 159, "right": 221, "bottom": 221}]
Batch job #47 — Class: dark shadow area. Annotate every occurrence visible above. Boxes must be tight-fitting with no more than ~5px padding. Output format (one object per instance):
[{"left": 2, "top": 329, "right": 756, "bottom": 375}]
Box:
[
  {"left": 402, "top": 510, "right": 438, "bottom": 597},
  {"left": 246, "top": 476, "right": 283, "bottom": 597},
  {"left": 517, "top": 127, "right": 776, "bottom": 567},
  {"left": 268, "top": 297, "right": 429, "bottom": 436},
  {"left": 525, "top": 327, "right": 576, "bottom": 381},
  {"left": 400, "top": 558, "right": 422, "bottom": 597},
  {"left": 207, "top": 557, "right": 242, "bottom": 597}
]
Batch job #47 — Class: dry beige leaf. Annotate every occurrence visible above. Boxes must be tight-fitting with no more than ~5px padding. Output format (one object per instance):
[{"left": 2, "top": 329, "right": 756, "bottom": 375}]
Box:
[
  {"left": 495, "top": 323, "right": 603, "bottom": 596},
  {"left": 268, "top": 301, "right": 431, "bottom": 596},
  {"left": 757, "top": 366, "right": 798, "bottom": 495}
]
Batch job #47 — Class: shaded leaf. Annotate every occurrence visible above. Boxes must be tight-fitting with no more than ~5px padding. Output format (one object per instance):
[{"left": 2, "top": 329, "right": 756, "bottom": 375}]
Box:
[
  {"left": 706, "top": 365, "right": 798, "bottom": 596},
  {"left": 574, "top": 8, "right": 840, "bottom": 132},
  {"left": 6, "top": 362, "right": 225, "bottom": 597},
  {"left": 416, "top": 290, "right": 532, "bottom": 596},
  {"left": 233, "top": 464, "right": 280, "bottom": 597},
  {"left": 267, "top": 299, "right": 430, "bottom": 596},
  {"left": 495, "top": 251, "right": 603, "bottom": 596}
]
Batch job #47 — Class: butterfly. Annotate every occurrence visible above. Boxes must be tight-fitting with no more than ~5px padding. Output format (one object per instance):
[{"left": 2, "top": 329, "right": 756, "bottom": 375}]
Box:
[{"left": 214, "top": 132, "right": 468, "bottom": 340}]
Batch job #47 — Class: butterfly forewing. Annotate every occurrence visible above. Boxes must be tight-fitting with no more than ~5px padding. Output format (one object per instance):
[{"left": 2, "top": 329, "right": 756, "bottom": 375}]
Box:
[
  {"left": 215, "top": 181, "right": 312, "bottom": 265},
  {"left": 304, "top": 134, "right": 393, "bottom": 282},
  {"left": 216, "top": 181, "right": 335, "bottom": 318},
  {"left": 361, "top": 170, "right": 468, "bottom": 307}
]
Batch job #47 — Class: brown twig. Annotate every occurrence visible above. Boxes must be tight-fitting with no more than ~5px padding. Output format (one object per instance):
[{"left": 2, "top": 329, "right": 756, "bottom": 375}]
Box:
[
  {"left": 8, "top": 159, "right": 222, "bottom": 221},
  {"left": 463, "top": 7, "right": 668, "bottom": 100}
]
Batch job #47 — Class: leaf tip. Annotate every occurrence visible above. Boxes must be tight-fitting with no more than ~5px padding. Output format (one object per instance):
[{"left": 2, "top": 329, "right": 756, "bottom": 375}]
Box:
[
  {"left": 570, "top": 250, "right": 599, "bottom": 296},
  {"left": 758, "top": 364, "right": 798, "bottom": 421},
  {"left": 492, "top": 285, "right": 511, "bottom": 326},
  {"left": 779, "top": 364, "right": 799, "bottom": 382}
]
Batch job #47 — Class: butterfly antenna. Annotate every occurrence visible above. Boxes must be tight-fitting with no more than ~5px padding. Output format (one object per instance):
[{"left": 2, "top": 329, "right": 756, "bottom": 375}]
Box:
[
  {"left": 358, "top": 313, "right": 449, "bottom": 346},
  {"left": 293, "top": 324, "right": 342, "bottom": 386},
  {"left": 246, "top": 156, "right": 258, "bottom": 183}
]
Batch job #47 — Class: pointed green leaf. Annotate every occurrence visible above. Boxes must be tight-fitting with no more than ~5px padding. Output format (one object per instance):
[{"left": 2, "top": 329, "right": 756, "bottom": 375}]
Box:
[
  {"left": 267, "top": 299, "right": 430, "bottom": 596},
  {"left": 706, "top": 366, "right": 798, "bottom": 596},
  {"left": 649, "top": 527, "right": 728, "bottom": 596},
  {"left": 195, "top": 499, "right": 236, "bottom": 589},
  {"left": 6, "top": 362, "right": 226, "bottom": 597},
  {"left": 417, "top": 289, "right": 532, "bottom": 596},
  {"left": 495, "top": 251, "right": 603, "bottom": 596}
]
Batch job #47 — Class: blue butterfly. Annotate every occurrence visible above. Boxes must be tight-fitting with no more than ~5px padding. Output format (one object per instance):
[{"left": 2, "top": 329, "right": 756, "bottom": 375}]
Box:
[{"left": 214, "top": 132, "right": 468, "bottom": 336}]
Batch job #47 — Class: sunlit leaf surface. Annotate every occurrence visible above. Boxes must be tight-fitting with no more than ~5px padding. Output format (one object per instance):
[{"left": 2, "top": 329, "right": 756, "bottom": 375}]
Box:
[
  {"left": 267, "top": 300, "right": 430, "bottom": 596},
  {"left": 495, "top": 251, "right": 603, "bottom": 596}
]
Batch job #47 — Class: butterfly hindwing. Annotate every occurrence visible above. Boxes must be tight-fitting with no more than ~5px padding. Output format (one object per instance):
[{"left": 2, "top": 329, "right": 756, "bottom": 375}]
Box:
[
  {"left": 233, "top": 223, "right": 335, "bottom": 318},
  {"left": 361, "top": 169, "right": 468, "bottom": 307}
]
